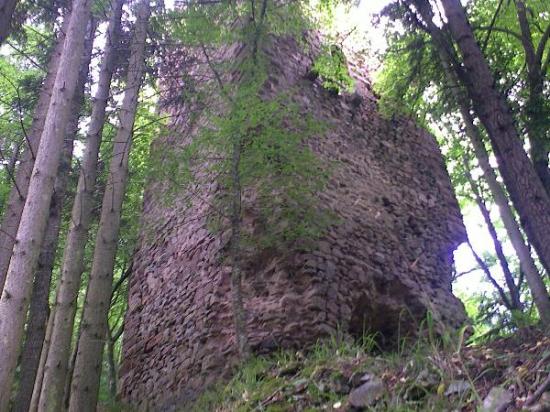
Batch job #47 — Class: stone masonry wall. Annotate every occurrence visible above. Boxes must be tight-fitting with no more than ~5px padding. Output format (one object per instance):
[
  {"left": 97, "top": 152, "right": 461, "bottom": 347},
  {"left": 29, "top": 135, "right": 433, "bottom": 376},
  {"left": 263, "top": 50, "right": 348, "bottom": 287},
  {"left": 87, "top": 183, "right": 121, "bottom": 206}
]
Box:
[{"left": 119, "top": 36, "right": 467, "bottom": 410}]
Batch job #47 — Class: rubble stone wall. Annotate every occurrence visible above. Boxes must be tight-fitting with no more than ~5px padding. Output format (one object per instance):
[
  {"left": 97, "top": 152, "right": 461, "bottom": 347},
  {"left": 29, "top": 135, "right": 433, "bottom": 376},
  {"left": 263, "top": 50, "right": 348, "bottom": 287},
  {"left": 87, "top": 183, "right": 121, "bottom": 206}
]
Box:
[{"left": 119, "top": 36, "right": 467, "bottom": 410}]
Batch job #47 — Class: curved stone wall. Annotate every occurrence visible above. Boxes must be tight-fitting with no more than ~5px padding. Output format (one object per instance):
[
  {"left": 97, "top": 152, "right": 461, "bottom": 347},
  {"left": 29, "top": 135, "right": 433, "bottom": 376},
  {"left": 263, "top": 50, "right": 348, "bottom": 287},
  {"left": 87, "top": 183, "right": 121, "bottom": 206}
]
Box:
[{"left": 119, "top": 36, "right": 467, "bottom": 410}]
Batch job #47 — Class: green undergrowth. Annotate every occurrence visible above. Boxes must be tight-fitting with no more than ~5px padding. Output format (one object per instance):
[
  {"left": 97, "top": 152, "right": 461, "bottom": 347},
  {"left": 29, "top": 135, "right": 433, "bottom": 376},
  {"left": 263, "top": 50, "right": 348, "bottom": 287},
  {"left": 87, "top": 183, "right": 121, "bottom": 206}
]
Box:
[
  {"left": 188, "top": 325, "right": 549, "bottom": 412},
  {"left": 189, "top": 328, "right": 470, "bottom": 411},
  {"left": 98, "top": 323, "right": 548, "bottom": 411}
]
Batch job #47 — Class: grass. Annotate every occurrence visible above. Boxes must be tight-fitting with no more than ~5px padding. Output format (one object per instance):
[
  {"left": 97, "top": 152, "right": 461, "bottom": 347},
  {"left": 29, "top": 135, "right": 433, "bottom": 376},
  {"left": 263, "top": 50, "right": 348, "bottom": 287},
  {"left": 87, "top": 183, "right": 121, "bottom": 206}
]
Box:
[
  {"left": 186, "top": 323, "right": 549, "bottom": 411},
  {"left": 97, "top": 320, "right": 548, "bottom": 411},
  {"left": 189, "top": 323, "right": 474, "bottom": 411}
]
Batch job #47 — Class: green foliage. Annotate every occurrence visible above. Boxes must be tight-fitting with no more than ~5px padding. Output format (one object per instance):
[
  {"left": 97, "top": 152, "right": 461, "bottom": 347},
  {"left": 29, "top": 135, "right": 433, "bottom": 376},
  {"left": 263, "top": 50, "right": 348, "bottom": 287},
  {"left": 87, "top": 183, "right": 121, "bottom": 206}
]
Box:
[
  {"left": 375, "top": 0, "right": 550, "bottom": 334},
  {"left": 190, "top": 335, "right": 376, "bottom": 412},
  {"left": 158, "top": 0, "right": 313, "bottom": 52},
  {"left": 466, "top": 0, "right": 550, "bottom": 162},
  {"left": 190, "top": 320, "right": 510, "bottom": 412},
  {"left": 0, "top": 47, "right": 44, "bottom": 215},
  {"left": 457, "top": 280, "right": 543, "bottom": 345},
  {"left": 312, "top": 44, "right": 354, "bottom": 94},
  {"left": 374, "top": 32, "right": 440, "bottom": 122},
  {"left": 188, "top": 86, "right": 331, "bottom": 249},
  {"left": 152, "top": 0, "right": 339, "bottom": 255}
]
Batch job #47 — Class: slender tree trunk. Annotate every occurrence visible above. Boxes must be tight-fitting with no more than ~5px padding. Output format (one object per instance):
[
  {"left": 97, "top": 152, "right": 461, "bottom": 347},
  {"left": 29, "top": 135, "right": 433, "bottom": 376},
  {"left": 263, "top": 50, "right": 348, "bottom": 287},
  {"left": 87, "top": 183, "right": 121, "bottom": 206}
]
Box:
[
  {"left": 514, "top": 0, "right": 550, "bottom": 195},
  {"left": 0, "top": 140, "right": 20, "bottom": 197},
  {"left": 438, "top": 0, "right": 550, "bottom": 280},
  {"left": 105, "top": 264, "right": 129, "bottom": 399},
  {"left": 11, "top": 25, "right": 95, "bottom": 412},
  {"left": 4, "top": 138, "right": 21, "bottom": 179},
  {"left": 467, "top": 240, "right": 513, "bottom": 309},
  {"left": 105, "top": 325, "right": 119, "bottom": 399},
  {"left": 230, "top": 135, "right": 250, "bottom": 361},
  {"left": 410, "top": 0, "right": 550, "bottom": 325},
  {"left": 461, "top": 108, "right": 550, "bottom": 324},
  {"left": 0, "top": 17, "right": 68, "bottom": 293},
  {"left": 63, "top": 321, "right": 82, "bottom": 409},
  {"left": 68, "top": 3, "right": 150, "bottom": 409},
  {"left": 38, "top": 2, "right": 124, "bottom": 410},
  {"left": 65, "top": 262, "right": 127, "bottom": 406},
  {"left": 464, "top": 159, "right": 522, "bottom": 310},
  {"left": 0, "top": 0, "right": 18, "bottom": 44},
  {"left": 29, "top": 314, "right": 54, "bottom": 412},
  {"left": 464, "top": 112, "right": 550, "bottom": 323},
  {"left": 0, "top": 0, "right": 92, "bottom": 407}
]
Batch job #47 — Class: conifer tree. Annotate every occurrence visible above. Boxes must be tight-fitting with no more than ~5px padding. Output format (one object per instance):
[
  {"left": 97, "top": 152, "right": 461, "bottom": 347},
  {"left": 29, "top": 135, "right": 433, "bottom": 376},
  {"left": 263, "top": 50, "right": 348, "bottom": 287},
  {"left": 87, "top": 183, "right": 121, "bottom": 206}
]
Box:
[
  {"left": 0, "top": 17, "right": 69, "bottom": 293},
  {"left": 162, "top": 0, "right": 333, "bottom": 359},
  {"left": 0, "top": 0, "right": 92, "bottom": 407},
  {"left": 37, "top": 1, "right": 125, "bottom": 409},
  {"left": 68, "top": 2, "right": 150, "bottom": 409},
  {"left": 11, "top": 22, "right": 96, "bottom": 412}
]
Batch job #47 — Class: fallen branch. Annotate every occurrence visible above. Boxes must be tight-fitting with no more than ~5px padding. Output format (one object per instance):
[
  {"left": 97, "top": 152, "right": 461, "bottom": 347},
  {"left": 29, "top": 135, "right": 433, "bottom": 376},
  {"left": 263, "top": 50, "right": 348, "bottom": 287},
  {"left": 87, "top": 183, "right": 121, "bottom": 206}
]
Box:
[{"left": 525, "top": 373, "right": 550, "bottom": 406}]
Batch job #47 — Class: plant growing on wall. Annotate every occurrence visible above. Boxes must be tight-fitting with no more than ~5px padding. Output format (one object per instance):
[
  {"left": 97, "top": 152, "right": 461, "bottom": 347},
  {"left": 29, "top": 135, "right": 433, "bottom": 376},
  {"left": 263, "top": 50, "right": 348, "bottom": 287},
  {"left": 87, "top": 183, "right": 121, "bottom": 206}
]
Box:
[
  {"left": 154, "top": 0, "right": 340, "bottom": 359},
  {"left": 311, "top": 43, "right": 355, "bottom": 95}
]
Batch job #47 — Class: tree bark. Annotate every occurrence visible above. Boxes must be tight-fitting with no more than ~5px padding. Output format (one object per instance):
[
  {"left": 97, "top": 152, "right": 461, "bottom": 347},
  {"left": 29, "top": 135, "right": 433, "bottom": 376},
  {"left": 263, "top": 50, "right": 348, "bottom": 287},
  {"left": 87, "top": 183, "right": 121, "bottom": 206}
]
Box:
[
  {"left": 105, "top": 263, "right": 129, "bottom": 399},
  {"left": 105, "top": 324, "right": 120, "bottom": 399},
  {"left": 0, "top": 0, "right": 18, "bottom": 44},
  {"left": 68, "top": 3, "right": 150, "bottom": 410},
  {"left": 0, "top": 0, "right": 92, "bottom": 407},
  {"left": 29, "top": 313, "right": 54, "bottom": 412},
  {"left": 37, "top": 1, "right": 124, "bottom": 410},
  {"left": 11, "top": 23, "right": 95, "bottom": 412},
  {"left": 0, "top": 17, "right": 68, "bottom": 293},
  {"left": 438, "top": 0, "right": 550, "bottom": 283},
  {"left": 514, "top": 0, "right": 550, "bottom": 195},
  {"left": 63, "top": 321, "right": 82, "bottom": 409}
]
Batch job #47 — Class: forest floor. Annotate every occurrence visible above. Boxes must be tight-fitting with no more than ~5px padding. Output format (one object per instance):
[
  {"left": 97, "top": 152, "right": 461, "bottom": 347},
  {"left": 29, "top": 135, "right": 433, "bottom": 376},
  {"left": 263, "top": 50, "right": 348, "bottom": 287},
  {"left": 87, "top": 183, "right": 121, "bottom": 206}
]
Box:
[{"left": 189, "top": 326, "right": 550, "bottom": 412}]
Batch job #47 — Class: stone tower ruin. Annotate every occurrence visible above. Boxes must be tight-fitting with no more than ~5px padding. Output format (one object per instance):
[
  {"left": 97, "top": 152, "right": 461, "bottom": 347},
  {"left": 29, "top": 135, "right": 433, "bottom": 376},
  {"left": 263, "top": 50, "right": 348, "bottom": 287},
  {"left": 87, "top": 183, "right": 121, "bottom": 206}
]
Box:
[{"left": 119, "top": 35, "right": 467, "bottom": 410}]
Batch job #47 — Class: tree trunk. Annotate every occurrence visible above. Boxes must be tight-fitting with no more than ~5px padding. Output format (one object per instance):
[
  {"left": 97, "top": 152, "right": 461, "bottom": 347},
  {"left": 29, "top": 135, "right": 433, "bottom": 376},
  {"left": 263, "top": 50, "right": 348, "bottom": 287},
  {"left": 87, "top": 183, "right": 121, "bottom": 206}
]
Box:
[
  {"left": 461, "top": 108, "right": 550, "bottom": 324},
  {"left": 464, "top": 114, "right": 550, "bottom": 323},
  {"left": 37, "top": 1, "right": 124, "bottom": 410},
  {"left": 68, "top": 3, "right": 150, "bottom": 410},
  {"left": 464, "top": 159, "right": 522, "bottom": 310},
  {"left": 0, "top": 0, "right": 18, "bottom": 44},
  {"left": 467, "top": 239, "right": 513, "bottom": 309},
  {"left": 0, "top": 0, "right": 92, "bottom": 407},
  {"left": 29, "top": 313, "right": 54, "bottom": 412},
  {"left": 11, "top": 24, "right": 95, "bottom": 412},
  {"left": 63, "top": 321, "right": 82, "bottom": 409},
  {"left": 229, "top": 136, "right": 251, "bottom": 361},
  {"left": 0, "top": 17, "right": 68, "bottom": 293},
  {"left": 0, "top": 140, "right": 21, "bottom": 200},
  {"left": 439, "top": 0, "right": 550, "bottom": 283},
  {"left": 514, "top": 0, "right": 550, "bottom": 196},
  {"left": 3, "top": 138, "right": 21, "bottom": 180},
  {"left": 410, "top": 0, "right": 550, "bottom": 325},
  {"left": 105, "top": 324, "right": 120, "bottom": 399}
]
